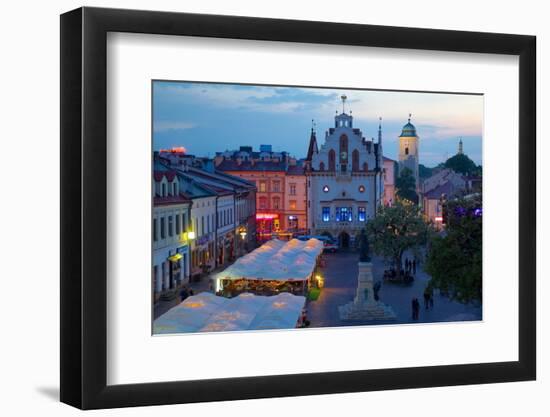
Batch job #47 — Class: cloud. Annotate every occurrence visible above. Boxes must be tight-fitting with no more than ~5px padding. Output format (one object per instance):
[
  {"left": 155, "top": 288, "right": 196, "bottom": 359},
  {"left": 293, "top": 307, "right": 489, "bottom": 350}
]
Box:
[
  {"left": 153, "top": 121, "right": 196, "bottom": 132},
  {"left": 154, "top": 82, "right": 335, "bottom": 115}
]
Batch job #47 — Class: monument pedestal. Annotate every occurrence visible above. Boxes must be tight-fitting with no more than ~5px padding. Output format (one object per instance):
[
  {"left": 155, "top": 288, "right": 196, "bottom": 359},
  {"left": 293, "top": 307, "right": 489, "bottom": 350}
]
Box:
[{"left": 339, "top": 262, "right": 396, "bottom": 321}]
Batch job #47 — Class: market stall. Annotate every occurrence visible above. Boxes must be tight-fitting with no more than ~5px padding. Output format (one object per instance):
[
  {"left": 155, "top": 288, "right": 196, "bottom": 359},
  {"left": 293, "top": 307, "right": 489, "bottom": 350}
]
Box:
[
  {"left": 211, "top": 238, "right": 324, "bottom": 296},
  {"left": 153, "top": 291, "right": 307, "bottom": 334}
]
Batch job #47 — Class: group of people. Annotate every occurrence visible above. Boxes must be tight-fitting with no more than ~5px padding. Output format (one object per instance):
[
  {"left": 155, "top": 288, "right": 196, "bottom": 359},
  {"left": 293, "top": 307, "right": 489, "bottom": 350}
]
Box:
[
  {"left": 404, "top": 258, "right": 417, "bottom": 275},
  {"left": 411, "top": 286, "right": 435, "bottom": 320},
  {"left": 179, "top": 285, "right": 195, "bottom": 302}
]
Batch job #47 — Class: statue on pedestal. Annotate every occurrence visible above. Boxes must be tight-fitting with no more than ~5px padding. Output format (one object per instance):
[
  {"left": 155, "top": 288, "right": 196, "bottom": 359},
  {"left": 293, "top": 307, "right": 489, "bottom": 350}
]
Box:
[
  {"left": 338, "top": 228, "right": 397, "bottom": 321},
  {"left": 358, "top": 229, "right": 371, "bottom": 263}
]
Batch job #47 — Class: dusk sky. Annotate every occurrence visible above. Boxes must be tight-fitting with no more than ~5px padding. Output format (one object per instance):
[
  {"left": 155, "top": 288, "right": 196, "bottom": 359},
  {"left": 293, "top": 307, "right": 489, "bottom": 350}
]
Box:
[{"left": 153, "top": 81, "right": 483, "bottom": 167}]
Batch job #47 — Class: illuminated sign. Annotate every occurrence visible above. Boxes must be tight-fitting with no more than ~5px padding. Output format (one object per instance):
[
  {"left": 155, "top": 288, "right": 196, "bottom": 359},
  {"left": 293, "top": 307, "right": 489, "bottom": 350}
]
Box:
[
  {"left": 159, "top": 146, "right": 187, "bottom": 154},
  {"left": 256, "top": 213, "right": 279, "bottom": 220},
  {"left": 435, "top": 216, "right": 443, "bottom": 222}
]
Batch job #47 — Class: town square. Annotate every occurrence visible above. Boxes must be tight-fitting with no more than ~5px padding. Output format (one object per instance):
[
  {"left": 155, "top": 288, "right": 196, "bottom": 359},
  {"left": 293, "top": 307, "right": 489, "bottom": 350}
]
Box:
[{"left": 152, "top": 82, "right": 483, "bottom": 333}]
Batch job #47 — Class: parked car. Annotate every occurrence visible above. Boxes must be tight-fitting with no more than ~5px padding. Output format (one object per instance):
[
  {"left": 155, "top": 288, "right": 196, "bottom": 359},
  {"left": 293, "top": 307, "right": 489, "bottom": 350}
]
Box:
[{"left": 322, "top": 240, "right": 338, "bottom": 253}]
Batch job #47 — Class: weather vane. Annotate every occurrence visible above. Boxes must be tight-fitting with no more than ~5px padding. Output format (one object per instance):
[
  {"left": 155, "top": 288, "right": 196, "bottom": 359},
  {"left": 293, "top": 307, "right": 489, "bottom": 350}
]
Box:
[{"left": 341, "top": 94, "right": 347, "bottom": 113}]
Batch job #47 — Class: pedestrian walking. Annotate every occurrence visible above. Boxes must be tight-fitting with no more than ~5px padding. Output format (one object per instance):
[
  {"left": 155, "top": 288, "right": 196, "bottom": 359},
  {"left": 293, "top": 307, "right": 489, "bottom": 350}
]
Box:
[
  {"left": 412, "top": 297, "right": 420, "bottom": 320},
  {"left": 423, "top": 288, "right": 430, "bottom": 310}
]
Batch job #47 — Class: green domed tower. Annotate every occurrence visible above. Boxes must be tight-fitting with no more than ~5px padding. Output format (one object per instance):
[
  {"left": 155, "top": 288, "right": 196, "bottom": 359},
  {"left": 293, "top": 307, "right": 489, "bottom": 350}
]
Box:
[{"left": 398, "top": 114, "right": 420, "bottom": 191}]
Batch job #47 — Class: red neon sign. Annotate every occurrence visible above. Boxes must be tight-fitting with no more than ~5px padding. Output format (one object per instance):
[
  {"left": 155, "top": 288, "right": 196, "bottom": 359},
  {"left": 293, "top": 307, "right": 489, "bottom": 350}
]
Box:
[{"left": 256, "top": 213, "right": 279, "bottom": 220}]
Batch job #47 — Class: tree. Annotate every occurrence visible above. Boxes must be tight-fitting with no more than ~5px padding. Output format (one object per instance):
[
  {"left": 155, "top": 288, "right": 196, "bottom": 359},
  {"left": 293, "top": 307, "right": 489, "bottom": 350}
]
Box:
[
  {"left": 444, "top": 153, "right": 478, "bottom": 176},
  {"left": 419, "top": 164, "right": 433, "bottom": 179},
  {"left": 396, "top": 167, "right": 418, "bottom": 204},
  {"left": 366, "top": 199, "right": 430, "bottom": 275},
  {"left": 425, "top": 195, "right": 482, "bottom": 303}
]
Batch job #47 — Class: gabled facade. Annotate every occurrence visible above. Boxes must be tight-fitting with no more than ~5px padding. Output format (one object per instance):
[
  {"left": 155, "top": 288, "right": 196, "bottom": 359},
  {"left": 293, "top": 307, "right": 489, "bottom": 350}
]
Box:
[{"left": 306, "top": 98, "right": 384, "bottom": 247}]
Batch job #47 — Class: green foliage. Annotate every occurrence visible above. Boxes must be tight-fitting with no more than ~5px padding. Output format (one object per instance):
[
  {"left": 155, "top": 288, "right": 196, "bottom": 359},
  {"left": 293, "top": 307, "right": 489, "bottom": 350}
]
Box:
[
  {"left": 307, "top": 287, "right": 321, "bottom": 301},
  {"left": 419, "top": 164, "right": 433, "bottom": 179},
  {"left": 425, "top": 195, "right": 482, "bottom": 303},
  {"left": 395, "top": 167, "right": 418, "bottom": 204},
  {"left": 366, "top": 199, "right": 430, "bottom": 273},
  {"left": 444, "top": 153, "right": 478, "bottom": 176}
]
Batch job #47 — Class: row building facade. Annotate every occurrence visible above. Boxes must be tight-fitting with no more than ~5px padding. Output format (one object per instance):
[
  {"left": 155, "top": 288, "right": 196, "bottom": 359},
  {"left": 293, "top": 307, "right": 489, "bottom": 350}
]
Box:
[{"left": 214, "top": 145, "right": 307, "bottom": 239}]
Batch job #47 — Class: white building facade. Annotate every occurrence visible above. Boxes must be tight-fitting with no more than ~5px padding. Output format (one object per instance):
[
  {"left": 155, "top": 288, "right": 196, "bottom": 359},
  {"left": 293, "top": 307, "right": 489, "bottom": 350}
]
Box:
[
  {"left": 306, "top": 100, "right": 384, "bottom": 247},
  {"left": 152, "top": 172, "right": 192, "bottom": 303}
]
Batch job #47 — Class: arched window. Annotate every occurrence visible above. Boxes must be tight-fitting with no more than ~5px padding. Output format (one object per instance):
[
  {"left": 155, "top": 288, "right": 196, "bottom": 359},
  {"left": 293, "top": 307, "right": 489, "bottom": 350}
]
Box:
[
  {"left": 352, "top": 149, "right": 359, "bottom": 171},
  {"left": 319, "top": 161, "right": 325, "bottom": 171},
  {"left": 339, "top": 135, "right": 348, "bottom": 163},
  {"left": 405, "top": 147, "right": 409, "bottom": 156},
  {"left": 363, "top": 162, "right": 368, "bottom": 172},
  {"left": 328, "top": 149, "right": 336, "bottom": 171}
]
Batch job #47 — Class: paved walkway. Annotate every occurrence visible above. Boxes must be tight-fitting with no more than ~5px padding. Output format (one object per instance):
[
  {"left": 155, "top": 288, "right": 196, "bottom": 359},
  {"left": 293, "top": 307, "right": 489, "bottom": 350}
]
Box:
[
  {"left": 153, "top": 273, "right": 213, "bottom": 320},
  {"left": 307, "top": 250, "right": 481, "bottom": 328}
]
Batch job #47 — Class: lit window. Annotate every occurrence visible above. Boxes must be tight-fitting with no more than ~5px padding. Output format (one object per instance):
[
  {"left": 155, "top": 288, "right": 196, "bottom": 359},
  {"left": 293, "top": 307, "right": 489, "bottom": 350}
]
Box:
[
  {"left": 336, "top": 207, "right": 352, "bottom": 222},
  {"left": 259, "top": 181, "right": 267, "bottom": 192},
  {"left": 358, "top": 207, "right": 366, "bottom": 222},
  {"left": 323, "top": 185, "right": 329, "bottom": 193},
  {"left": 289, "top": 200, "right": 297, "bottom": 210},
  {"left": 359, "top": 185, "right": 365, "bottom": 193},
  {"left": 322, "top": 207, "right": 330, "bottom": 222}
]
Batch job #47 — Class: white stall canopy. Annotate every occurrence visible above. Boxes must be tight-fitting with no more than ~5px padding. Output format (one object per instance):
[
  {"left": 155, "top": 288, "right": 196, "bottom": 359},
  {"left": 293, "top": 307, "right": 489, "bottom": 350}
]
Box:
[
  {"left": 214, "top": 238, "right": 324, "bottom": 282},
  {"left": 153, "top": 292, "right": 306, "bottom": 334}
]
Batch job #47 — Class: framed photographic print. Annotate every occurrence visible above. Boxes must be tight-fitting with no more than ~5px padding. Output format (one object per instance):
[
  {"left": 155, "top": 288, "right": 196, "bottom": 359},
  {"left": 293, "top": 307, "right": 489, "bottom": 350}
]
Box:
[{"left": 60, "top": 6, "right": 536, "bottom": 410}]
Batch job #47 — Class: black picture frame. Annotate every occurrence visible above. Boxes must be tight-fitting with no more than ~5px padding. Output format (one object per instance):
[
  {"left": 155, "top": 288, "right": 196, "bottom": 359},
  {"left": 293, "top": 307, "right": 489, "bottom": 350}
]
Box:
[{"left": 60, "top": 6, "right": 536, "bottom": 410}]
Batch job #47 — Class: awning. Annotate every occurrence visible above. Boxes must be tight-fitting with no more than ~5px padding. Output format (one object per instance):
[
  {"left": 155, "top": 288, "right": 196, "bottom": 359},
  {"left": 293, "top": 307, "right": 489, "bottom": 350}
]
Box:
[
  {"left": 213, "top": 238, "right": 323, "bottom": 282},
  {"left": 168, "top": 253, "right": 183, "bottom": 262},
  {"left": 153, "top": 292, "right": 306, "bottom": 334}
]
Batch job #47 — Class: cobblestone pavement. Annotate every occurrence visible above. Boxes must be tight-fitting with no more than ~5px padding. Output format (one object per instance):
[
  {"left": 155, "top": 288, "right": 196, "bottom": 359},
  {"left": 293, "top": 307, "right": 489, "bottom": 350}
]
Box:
[
  {"left": 153, "top": 274, "right": 213, "bottom": 320},
  {"left": 307, "top": 250, "right": 482, "bottom": 328}
]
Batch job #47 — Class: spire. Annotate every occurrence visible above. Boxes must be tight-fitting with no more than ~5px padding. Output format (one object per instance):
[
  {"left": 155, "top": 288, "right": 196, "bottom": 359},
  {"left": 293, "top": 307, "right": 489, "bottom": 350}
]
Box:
[
  {"left": 341, "top": 94, "right": 347, "bottom": 113},
  {"left": 306, "top": 121, "right": 318, "bottom": 162},
  {"left": 408, "top": 113, "right": 412, "bottom": 123},
  {"left": 378, "top": 117, "right": 382, "bottom": 145},
  {"left": 458, "top": 137, "right": 464, "bottom": 155}
]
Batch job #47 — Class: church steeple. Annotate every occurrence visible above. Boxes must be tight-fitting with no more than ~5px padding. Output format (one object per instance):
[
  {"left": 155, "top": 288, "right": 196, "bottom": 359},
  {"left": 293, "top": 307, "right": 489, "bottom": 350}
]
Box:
[
  {"left": 458, "top": 137, "right": 464, "bottom": 155},
  {"left": 378, "top": 117, "right": 382, "bottom": 145},
  {"left": 306, "top": 119, "right": 318, "bottom": 162}
]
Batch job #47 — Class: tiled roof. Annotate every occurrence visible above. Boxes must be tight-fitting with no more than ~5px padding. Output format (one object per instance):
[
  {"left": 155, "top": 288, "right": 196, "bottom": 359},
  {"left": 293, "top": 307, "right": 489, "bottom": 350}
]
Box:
[
  {"left": 153, "top": 194, "right": 192, "bottom": 206},
  {"left": 153, "top": 170, "right": 177, "bottom": 182},
  {"left": 286, "top": 165, "right": 305, "bottom": 175},
  {"left": 217, "top": 159, "right": 287, "bottom": 172},
  {"left": 424, "top": 181, "right": 455, "bottom": 199}
]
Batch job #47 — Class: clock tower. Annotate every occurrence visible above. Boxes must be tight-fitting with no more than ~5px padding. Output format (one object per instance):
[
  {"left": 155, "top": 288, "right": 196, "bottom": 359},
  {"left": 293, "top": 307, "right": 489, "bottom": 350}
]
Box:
[
  {"left": 398, "top": 114, "right": 420, "bottom": 192},
  {"left": 306, "top": 95, "right": 384, "bottom": 247}
]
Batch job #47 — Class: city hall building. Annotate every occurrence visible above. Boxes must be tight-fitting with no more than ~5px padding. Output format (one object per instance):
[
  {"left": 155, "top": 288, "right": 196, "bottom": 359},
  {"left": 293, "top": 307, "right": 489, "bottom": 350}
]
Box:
[{"left": 306, "top": 96, "right": 384, "bottom": 247}]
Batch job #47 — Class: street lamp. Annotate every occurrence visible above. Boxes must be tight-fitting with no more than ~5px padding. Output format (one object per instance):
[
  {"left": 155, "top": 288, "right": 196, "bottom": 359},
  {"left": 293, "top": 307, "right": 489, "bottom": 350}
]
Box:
[{"left": 187, "top": 231, "right": 196, "bottom": 240}]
